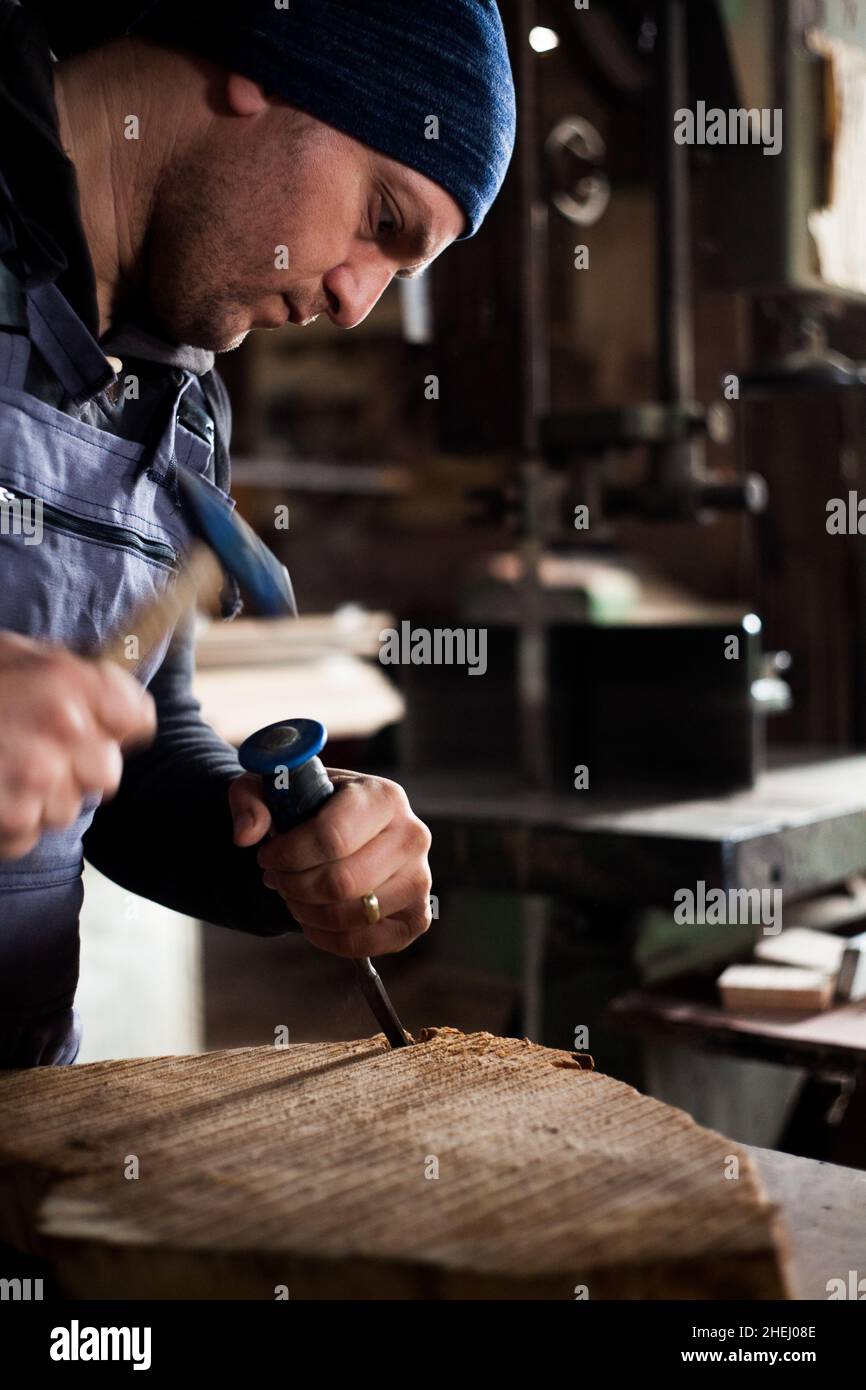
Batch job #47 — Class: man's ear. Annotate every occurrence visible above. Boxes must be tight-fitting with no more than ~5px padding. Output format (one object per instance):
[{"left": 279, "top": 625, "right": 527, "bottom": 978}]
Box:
[{"left": 226, "top": 73, "right": 269, "bottom": 116}]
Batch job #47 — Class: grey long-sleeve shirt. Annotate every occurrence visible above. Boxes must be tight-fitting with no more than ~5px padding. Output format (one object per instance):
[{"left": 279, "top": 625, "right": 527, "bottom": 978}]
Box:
[{"left": 83, "top": 613, "right": 293, "bottom": 935}]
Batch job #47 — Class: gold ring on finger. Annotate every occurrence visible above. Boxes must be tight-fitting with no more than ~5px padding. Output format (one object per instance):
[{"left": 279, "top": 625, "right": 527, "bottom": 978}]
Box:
[{"left": 361, "top": 892, "right": 381, "bottom": 925}]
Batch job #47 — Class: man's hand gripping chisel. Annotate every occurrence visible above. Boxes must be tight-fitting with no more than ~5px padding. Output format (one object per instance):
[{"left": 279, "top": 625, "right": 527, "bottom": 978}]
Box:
[
  {"left": 237, "top": 717, "right": 412, "bottom": 1048},
  {"left": 175, "top": 465, "right": 413, "bottom": 1049}
]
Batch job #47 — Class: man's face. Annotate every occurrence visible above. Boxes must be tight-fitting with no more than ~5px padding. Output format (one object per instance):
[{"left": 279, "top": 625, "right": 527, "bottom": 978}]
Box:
[{"left": 145, "top": 94, "right": 466, "bottom": 351}]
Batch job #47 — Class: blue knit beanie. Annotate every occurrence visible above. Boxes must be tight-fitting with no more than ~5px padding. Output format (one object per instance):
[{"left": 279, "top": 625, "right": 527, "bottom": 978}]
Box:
[{"left": 129, "top": 1, "right": 516, "bottom": 238}]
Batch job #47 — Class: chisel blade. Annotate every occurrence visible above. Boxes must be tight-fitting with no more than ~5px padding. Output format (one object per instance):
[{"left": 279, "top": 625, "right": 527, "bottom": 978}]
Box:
[{"left": 352, "top": 957, "right": 413, "bottom": 1047}]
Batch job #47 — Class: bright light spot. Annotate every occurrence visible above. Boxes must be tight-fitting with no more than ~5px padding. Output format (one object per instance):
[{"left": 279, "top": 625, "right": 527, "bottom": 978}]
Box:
[
  {"left": 743, "top": 613, "right": 762, "bottom": 635},
  {"left": 529, "top": 26, "right": 560, "bottom": 53}
]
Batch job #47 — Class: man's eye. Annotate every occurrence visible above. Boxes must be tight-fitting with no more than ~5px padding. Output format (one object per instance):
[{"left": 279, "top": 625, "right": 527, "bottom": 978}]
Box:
[{"left": 377, "top": 203, "right": 397, "bottom": 236}]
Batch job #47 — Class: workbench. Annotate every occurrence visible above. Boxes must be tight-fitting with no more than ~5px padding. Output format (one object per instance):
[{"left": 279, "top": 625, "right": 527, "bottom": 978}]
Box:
[
  {"left": 747, "top": 1145, "right": 866, "bottom": 1300},
  {"left": 609, "top": 974, "right": 866, "bottom": 1076},
  {"left": 405, "top": 753, "right": 866, "bottom": 904}
]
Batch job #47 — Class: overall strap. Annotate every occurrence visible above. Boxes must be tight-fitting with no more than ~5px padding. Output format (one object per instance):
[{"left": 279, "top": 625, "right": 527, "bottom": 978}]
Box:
[
  {"left": 0, "top": 259, "right": 29, "bottom": 390},
  {"left": 26, "top": 280, "right": 114, "bottom": 404},
  {"left": 0, "top": 194, "right": 30, "bottom": 390},
  {"left": 0, "top": 327, "right": 30, "bottom": 390},
  {"left": 0, "top": 167, "right": 112, "bottom": 404}
]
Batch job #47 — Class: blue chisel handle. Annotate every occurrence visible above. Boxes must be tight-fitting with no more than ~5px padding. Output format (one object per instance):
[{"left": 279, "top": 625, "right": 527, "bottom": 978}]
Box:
[{"left": 238, "top": 717, "right": 335, "bottom": 832}]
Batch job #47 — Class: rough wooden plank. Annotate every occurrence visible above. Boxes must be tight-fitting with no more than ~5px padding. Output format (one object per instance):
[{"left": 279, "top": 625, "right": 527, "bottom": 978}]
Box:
[{"left": 0, "top": 1029, "right": 791, "bottom": 1299}]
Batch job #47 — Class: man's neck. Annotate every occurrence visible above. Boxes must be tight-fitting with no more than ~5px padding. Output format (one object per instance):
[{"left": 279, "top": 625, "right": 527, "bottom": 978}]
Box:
[{"left": 51, "top": 39, "right": 197, "bottom": 340}]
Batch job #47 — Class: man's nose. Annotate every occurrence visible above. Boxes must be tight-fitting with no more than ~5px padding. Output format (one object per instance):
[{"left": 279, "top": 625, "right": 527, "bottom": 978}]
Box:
[{"left": 322, "top": 258, "right": 394, "bottom": 329}]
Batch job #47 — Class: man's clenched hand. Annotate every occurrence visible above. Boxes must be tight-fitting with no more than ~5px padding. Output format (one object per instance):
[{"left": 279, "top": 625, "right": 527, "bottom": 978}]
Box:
[
  {"left": 229, "top": 769, "right": 433, "bottom": 957},
  {"left": 0, "top": 631, "right": 156, "bottom": 860}
]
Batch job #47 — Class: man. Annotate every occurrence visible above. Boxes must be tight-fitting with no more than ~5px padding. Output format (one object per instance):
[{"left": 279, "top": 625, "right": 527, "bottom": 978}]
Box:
[{"left": 0, "top": 0, "right": 516, "bottom": 1066}]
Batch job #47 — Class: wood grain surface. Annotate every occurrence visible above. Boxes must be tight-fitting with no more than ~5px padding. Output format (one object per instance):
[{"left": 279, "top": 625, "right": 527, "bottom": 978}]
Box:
[{"left": 0, "top": 1028, "right": 792, "bottom": 1299}]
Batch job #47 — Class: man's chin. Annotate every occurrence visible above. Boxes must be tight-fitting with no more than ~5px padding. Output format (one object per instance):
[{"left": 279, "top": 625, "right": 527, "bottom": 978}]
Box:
[
  {"left": 154, "top": 301, "right": 252, "bottom": 354},
  {"left": 215, "top": 328, "right": 251, "bottom": 353},
  {"left": 186, "top": 319, "right": 251, "bottom": 354}
]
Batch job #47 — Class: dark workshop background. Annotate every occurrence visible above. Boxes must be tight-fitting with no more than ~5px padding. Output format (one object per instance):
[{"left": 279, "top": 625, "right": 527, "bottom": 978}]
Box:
[{"left": 78, "top": 0, "right": 866, "bottom": 1171}]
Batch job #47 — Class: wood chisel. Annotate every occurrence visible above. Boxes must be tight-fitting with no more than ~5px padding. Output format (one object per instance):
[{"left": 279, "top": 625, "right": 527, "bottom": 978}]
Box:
[
  {"left": 175, "top": 465, "right": 412, "bottom": 1048},
  {"left": 239, "top": 717, "right": 413, "bottom": 1048}
]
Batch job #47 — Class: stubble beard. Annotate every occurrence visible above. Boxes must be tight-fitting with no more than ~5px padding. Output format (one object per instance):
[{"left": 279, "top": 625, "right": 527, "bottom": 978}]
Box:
[{"left": 145, "top": 153, "right": 260, "bottom": 351}]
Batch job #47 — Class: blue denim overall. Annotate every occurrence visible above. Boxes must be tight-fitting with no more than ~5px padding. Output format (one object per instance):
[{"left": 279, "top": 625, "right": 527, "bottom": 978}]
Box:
[{"left": 0, "top": 217, "right": 228, "bottom": 1067}]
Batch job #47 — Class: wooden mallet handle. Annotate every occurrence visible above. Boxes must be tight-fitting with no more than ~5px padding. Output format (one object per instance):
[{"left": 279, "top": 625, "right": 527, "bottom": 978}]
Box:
[{"left": 100, "top": 541, "right": 224, "bottom": 669}]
